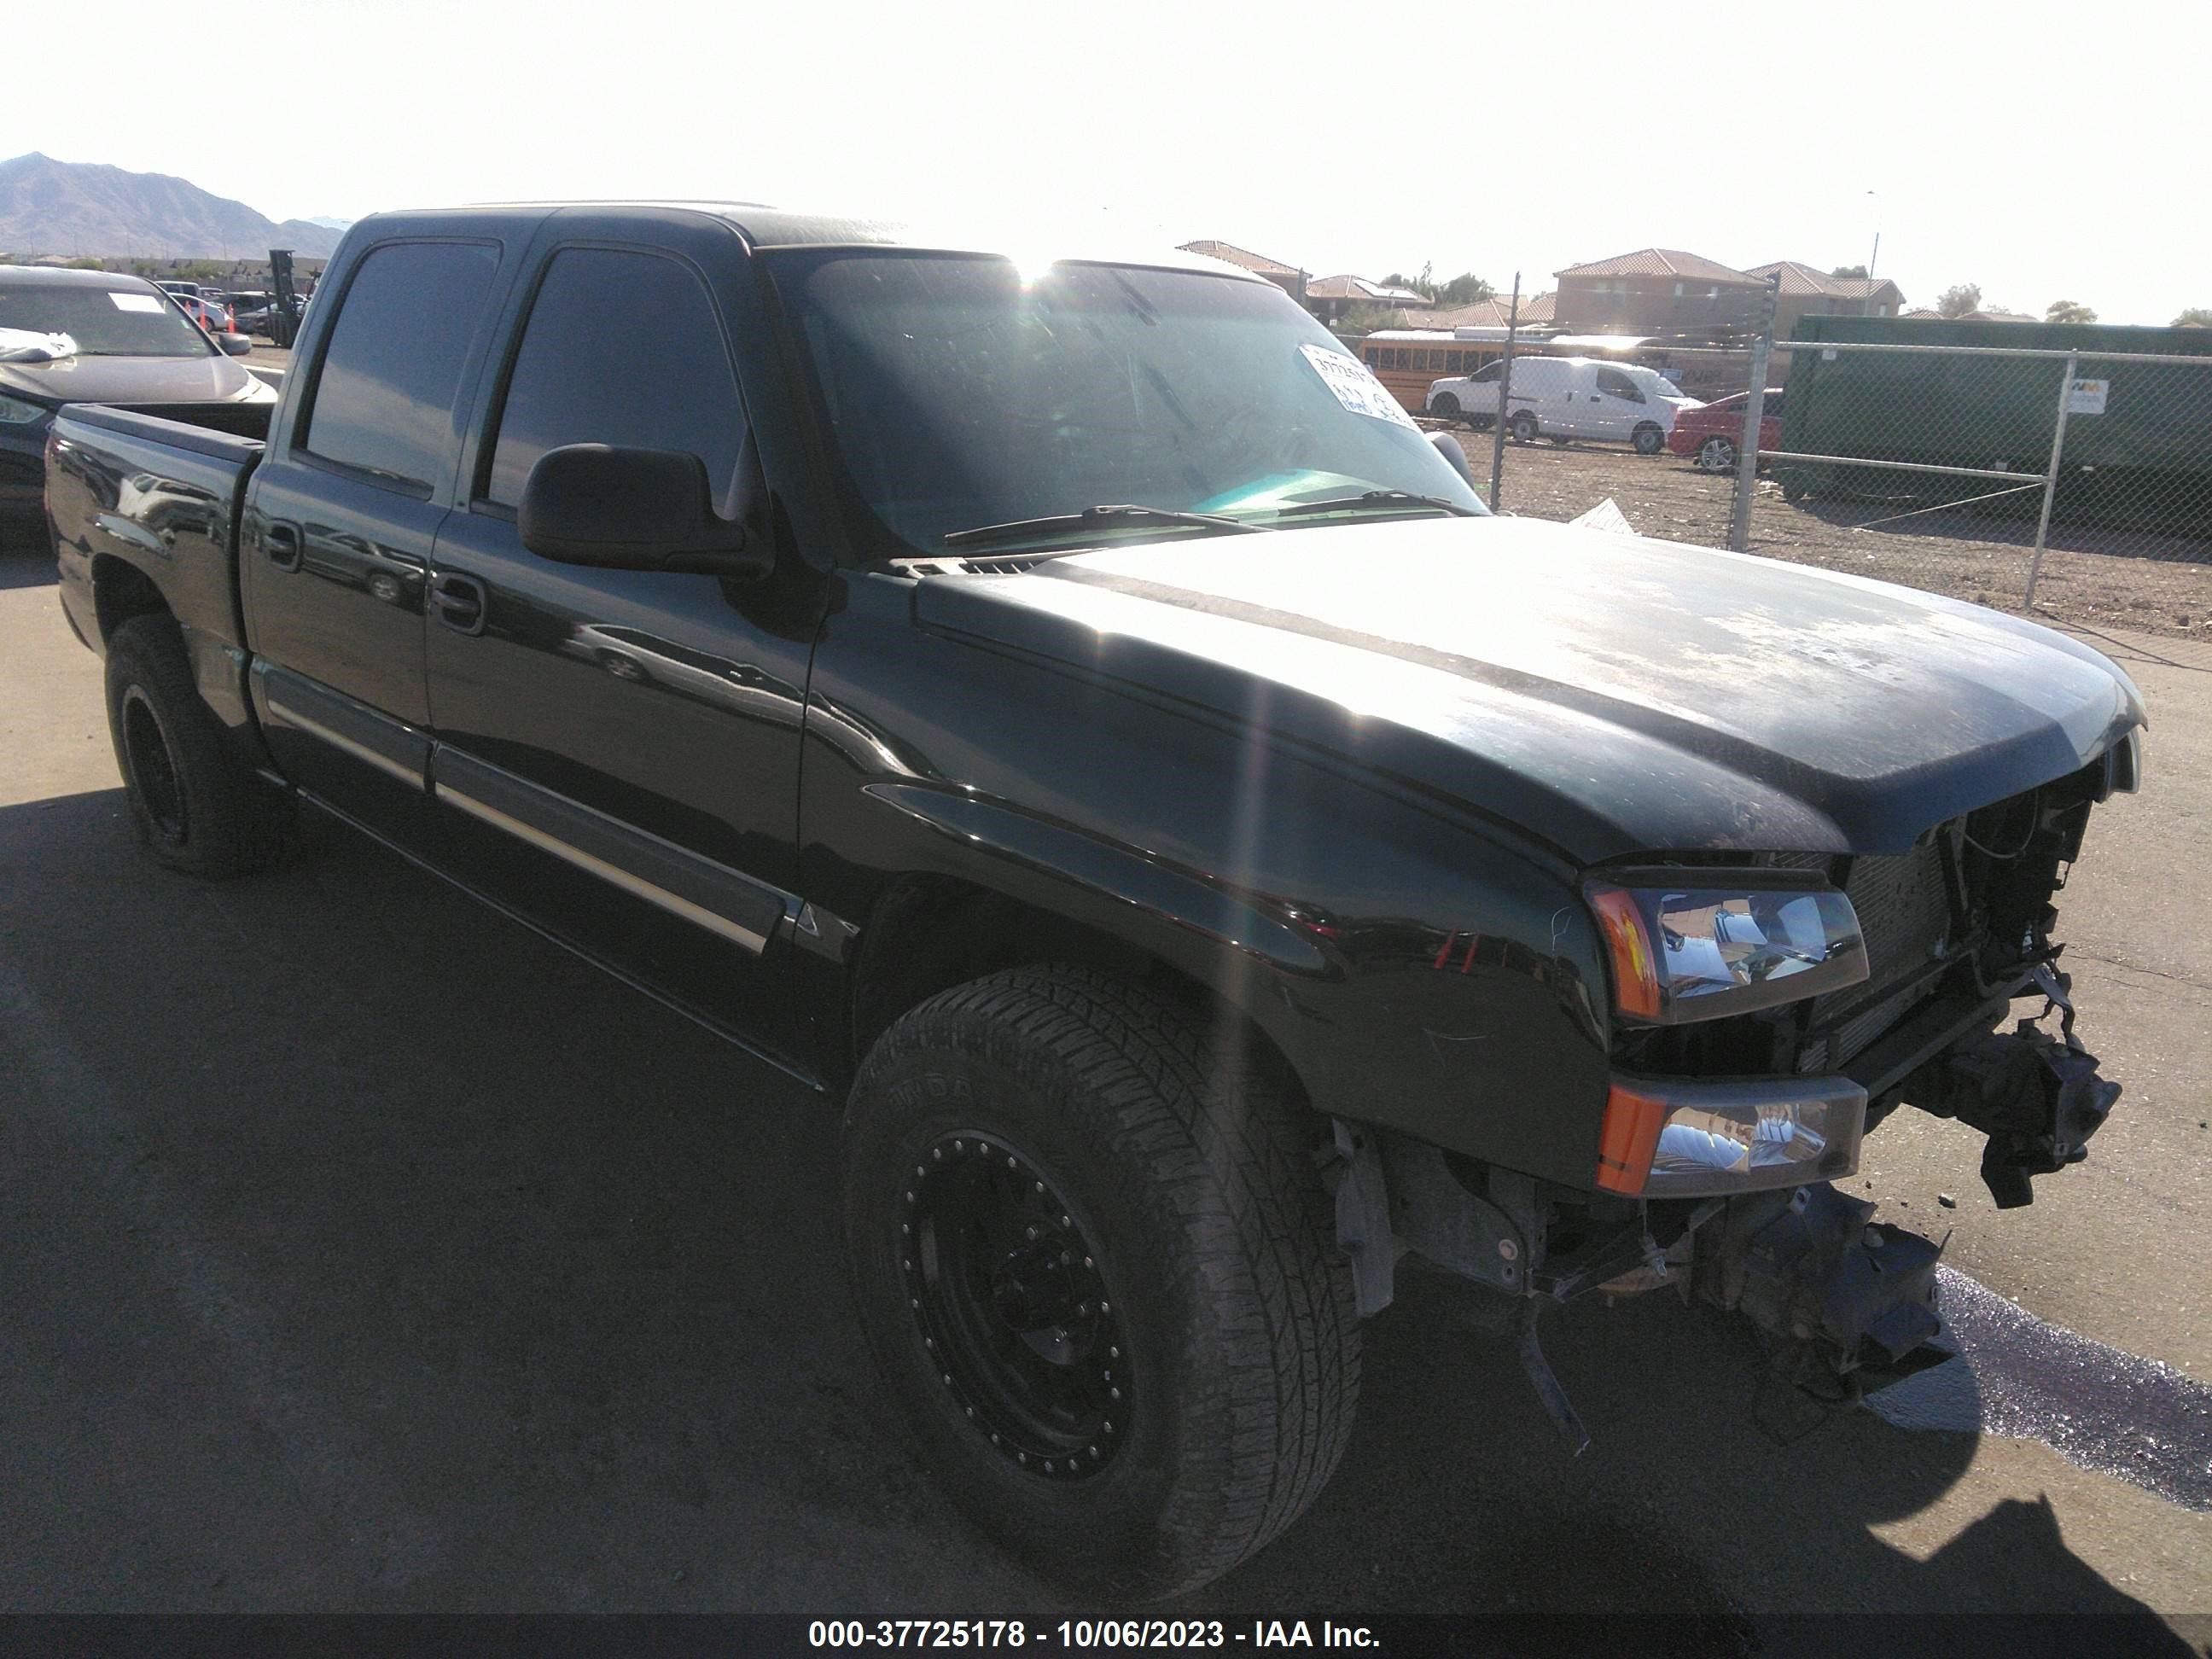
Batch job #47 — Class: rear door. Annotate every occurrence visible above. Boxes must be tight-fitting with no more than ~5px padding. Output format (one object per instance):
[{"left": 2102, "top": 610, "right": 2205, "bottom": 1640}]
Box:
[
  {"left": 422, "top": 212, "right": 819, "bottom": 1060},
  {"left": 240, "top": 230, "right": 517, "bottom": 844}
]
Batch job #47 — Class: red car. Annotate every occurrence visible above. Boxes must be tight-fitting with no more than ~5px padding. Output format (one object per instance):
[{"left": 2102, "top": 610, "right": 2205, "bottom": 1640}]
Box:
[{"left": 1667, "top": 388, "right": 1785, "bottom": 472}]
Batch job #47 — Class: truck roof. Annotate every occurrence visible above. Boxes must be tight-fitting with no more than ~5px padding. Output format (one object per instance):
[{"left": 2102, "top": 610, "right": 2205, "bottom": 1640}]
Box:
[{"left": 346, "top": 202, "right": 1267, "bottom": 281}]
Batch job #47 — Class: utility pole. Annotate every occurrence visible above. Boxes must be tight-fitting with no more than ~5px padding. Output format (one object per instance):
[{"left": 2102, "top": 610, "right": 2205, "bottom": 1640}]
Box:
[
  {"left": 1728, "top": 273, "right": 1782, "bottom": 553},
  {"left": 1487, "top": 272, "right": 1521, "bottom": 510}
]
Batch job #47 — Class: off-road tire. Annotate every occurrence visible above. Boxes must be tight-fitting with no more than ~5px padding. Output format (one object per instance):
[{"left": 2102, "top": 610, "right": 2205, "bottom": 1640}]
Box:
[
  {"left": 842, "top": 965, "right": 1359, "bottom": 1599},
  {"left": 105, "top": 614, "right": 293, "bottom": 877}
]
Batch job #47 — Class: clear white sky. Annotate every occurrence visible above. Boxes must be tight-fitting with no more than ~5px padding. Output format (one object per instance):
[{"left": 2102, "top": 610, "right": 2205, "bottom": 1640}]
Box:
[{"left": 6, "top": 0, "right": 2203, "bottom": 324}]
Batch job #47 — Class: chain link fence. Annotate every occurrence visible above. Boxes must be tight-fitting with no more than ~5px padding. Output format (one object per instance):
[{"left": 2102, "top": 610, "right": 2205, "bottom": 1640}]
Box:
[{"left": 1416, "top": 318, "right": 2212, "bottom": 644}]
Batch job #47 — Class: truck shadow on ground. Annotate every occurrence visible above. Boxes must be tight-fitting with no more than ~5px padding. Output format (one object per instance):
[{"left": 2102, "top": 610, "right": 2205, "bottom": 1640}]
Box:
[
  {"left": 0, "top": 789, "right": 2191, "bottom": 1642},
  {"left": 1, "top": 536, "right": 58, "bottom": 589}
]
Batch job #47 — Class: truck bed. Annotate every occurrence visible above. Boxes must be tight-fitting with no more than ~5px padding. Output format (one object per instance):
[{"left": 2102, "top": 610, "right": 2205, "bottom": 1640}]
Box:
[{"left": 47, "top": 401, "right": 270, "bottom": 672}]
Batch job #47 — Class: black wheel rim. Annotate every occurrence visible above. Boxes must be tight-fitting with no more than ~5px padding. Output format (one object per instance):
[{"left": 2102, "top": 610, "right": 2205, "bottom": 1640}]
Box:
[
  {"left": 900, "top": 1133, "right": 1127, "bottom": 1480},
  {"left": 121, "top": 686, "right": 187, "bottom": 844}
]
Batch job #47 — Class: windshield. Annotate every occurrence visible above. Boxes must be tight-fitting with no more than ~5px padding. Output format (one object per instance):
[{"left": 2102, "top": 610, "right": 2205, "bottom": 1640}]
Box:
[
  {"left": 779, "top": 253, "right": 1487, "bottom": 555},
  {"left": 0, "top": 281, "right": 214, "bottom": 358},
  {"left": 1633, "top": 367, "right": 1687, "bottom": 399}
]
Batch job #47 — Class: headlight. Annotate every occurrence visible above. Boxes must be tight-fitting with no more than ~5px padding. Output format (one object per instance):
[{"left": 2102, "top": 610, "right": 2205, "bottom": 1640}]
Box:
[
  {"left": 1596, "top": 1075, "right": 1866, "bottom": 1196},
  {"left": 1586, "top": 876, "right": 1866, "bottom": 1024},
  {"left": 0, "top": 393, "right": 50, "bottom": 425}
]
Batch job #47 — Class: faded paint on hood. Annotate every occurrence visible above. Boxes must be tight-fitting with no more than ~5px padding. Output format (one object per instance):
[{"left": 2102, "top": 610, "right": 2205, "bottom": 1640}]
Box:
[{"left": 911, "top": 515, "right": 2145, "bottom": 863}]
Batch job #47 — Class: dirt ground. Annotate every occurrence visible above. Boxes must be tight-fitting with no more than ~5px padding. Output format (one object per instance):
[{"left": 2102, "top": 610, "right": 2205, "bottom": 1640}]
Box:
[{"left": 1424, "top": 419, "right": 2212, "bottom": 643}]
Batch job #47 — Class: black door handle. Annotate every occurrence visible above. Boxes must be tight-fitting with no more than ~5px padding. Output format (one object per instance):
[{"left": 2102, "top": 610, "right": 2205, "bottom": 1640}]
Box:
[
  {"left": 265, "top": 521, "right": 302, "bottom": 571},
  {"left": 431, "top": 573, "right": 488, "bottom": 636}
]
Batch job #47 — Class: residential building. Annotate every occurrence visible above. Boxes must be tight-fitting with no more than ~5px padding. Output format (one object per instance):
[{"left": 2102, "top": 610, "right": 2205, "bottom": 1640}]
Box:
[
  {"left": 1176, "top": 239, "right": 1305, "bottom": 302},
  {"left": 1301, "top": 273, "right": 1433, "bottom": 324},
  {"left": 1744, "top": 261, "right": 1906, "bottom": 333},
  {"left": 1554, "top": 248, "right": 1768, "bottom": 335}
]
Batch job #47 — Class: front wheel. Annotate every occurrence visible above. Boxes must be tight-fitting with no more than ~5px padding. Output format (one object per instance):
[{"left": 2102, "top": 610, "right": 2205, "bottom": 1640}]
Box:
[
  {"left": 1633, "top": 422, "right": 1666, "bottom": 456},
  {"left": 1696, "top": 434, "right": 1738, "bottom": 472},
  {"left": 1428, "top": 392, "right": 1461, "bottom": 419},
  {"left": 842, "top": 966, "right": 1359, "bottom": 1599}
]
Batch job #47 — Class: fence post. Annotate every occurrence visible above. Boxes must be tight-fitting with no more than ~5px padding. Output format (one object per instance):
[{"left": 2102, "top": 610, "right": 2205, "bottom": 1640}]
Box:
[
  {"left": 2023, "top": 352, "right": 2079, "bottom": 611},
  {"left": 1488, "top": 273, "right": 1521, "bottom": 511},
  {"left": 1728, "top": 275, "right": 1782, "bottom": 553}
]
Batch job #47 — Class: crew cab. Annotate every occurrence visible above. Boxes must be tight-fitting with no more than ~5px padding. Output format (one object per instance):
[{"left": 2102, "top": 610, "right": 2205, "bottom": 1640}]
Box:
[{"left": 44, "top": 202, "right": 2143, "bottom": 1600}]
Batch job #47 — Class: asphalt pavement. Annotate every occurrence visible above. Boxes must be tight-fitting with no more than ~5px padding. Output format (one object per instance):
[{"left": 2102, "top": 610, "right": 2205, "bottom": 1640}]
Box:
[{"left": 3, "top": 533, "right": 2209, "bottom": 1642}]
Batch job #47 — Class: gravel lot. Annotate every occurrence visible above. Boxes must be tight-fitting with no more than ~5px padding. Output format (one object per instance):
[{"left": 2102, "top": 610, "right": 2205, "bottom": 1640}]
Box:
[{"left": 1427, "top": 422, "right": 2212, "bottom": 643}]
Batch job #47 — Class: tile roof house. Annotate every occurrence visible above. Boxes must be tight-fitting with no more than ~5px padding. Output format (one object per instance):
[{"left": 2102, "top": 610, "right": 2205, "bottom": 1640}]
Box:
[
  {"left": 1554, "top": 248, "right": 1767, "bottom": 335},
  {"left": 1301, "top": 273, "right": 1434, "bottom": 323},
  {"left": 1744, "top": 260, "right": 1906, "bottom": 334},
  {"left": 1176, "top": 239, "right": 1305, "bottom": 301}
]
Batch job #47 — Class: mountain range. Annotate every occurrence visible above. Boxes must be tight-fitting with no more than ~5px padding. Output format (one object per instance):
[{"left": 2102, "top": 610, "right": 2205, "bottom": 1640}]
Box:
[{"left": 0, "top": 153, "right": 346, "bottom": 260}]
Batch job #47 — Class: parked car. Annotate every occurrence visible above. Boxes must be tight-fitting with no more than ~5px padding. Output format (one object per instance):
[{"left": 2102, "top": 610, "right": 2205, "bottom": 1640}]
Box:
[
  {"left": 172, "top": 293, "right": 238, "bottom": 335},
  {"left": 0, "top": 265, "right": 269, "bottom": 539},
  {"left": 1668, "top": 388, "right": 1786, "bottom": 472},
  {"left": 224, "top": 290, "right": 276, "bottom": 334},
  {"left": 1425, "top": 355, "right": 1702, "bottom": 453},
  {"left": 43, "top": 205, "right": 2140, "bottom": 1598}
]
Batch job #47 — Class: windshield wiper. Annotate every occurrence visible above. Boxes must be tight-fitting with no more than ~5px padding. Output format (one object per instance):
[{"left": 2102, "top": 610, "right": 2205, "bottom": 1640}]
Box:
[
  {"left": 942, "top": 504, "right": 1270, "bottom": 550},
  {"left": 1269, "top": 490, "right": 1482, "bottom": 521}
]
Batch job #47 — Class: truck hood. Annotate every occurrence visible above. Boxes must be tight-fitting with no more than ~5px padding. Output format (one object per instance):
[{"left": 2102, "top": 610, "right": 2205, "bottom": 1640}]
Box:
[
  {"left": 0, "top": 350, "right": 259, "bottom": 407},
  {"left": 911, "top": 515, "right": 2145, "bottom": 863}
]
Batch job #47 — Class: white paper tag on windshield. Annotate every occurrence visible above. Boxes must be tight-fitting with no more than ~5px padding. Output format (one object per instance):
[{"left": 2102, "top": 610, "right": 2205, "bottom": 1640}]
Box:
[
  {"left": 108, "top": 292, "right": 165, "bottom": 313},
  {"left": 1300, "top": 343, "right": 1419, "bottom": 430}
]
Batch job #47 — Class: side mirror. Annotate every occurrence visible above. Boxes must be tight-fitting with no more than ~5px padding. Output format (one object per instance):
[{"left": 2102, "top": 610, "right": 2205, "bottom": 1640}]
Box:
[
  {"left": 518, "top": 444, "right": 772, "bottom": 581},
  {"left": 1429, "top": 430, "right": 1477, "bottom": 490},
  {"left": 218, "top": 333, "right": 253, "bottom": 356}
]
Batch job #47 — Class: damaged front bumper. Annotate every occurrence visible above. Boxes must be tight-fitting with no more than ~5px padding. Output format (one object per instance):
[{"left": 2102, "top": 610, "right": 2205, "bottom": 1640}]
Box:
[{"left": 1333, "top": 962, "right": 2122, "bottom": 1448}]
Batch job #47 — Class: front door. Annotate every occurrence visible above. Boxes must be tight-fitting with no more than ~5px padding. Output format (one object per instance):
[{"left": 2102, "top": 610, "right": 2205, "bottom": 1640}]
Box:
[
  {"left": 423, "top": 221, "right": 822, "bottom": 1062},
  {"left": 240, "top": 235, "right": 511, "bottom": 845},
  {"left": 1589, "top": 364, "right": 1649, "bottom": 442}
]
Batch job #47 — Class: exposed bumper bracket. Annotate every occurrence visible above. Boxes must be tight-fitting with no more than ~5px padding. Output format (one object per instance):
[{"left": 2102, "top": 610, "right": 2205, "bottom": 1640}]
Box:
[{"left": 1901, "top": 963, "right": 2122, "bottom": 1208}]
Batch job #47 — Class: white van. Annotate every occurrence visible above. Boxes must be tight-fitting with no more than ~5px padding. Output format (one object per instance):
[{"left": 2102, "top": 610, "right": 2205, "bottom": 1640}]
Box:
[{"left": 1424, "top": 356, "right": 1702, "bottom": 454}]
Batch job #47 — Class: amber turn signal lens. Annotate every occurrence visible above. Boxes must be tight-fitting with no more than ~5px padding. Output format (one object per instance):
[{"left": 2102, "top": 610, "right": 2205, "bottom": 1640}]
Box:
[
  {"left": 1587, "top": 885, "right": 1662, "bottom": 1021},
  {"left": 1595, "top": 1085, "right": 1669, "bottom": 1196}
]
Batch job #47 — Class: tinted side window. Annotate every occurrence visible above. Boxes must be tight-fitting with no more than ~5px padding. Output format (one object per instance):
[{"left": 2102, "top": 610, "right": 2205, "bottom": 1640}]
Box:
[
  {"left": 1595, "top": 366, "right": 1640, "bottom": 399},
  {"left": 1471, "top": 360, "right": 1503, "bottom": 383},
  {"left": 302, "top": 242, "right": 501, "bottom": 493},
  {"left": 486, "top": 248, "right": 746, "bottom": 512}
]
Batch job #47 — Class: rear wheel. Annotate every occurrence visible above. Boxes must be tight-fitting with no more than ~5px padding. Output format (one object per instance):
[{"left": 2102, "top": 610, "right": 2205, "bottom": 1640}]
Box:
[
  {"left": 1510, "top": 411, "right": 1540, "bottom": 444},
  {"left": 1633, "top": 422, "right": 1666, "bottom": 456},
  {"left": 1696, "top": 434, "right": 1738, "bottom": 473},
  {"left": 105, "top": 614, "right": 293, "bottom": 877},
  {"left": 842, "top": 966, "right": 1359, "bottom": 1599}
]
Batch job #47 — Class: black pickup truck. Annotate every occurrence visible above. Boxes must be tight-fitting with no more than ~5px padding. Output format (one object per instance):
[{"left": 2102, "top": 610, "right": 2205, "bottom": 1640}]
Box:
[{"left": 44, "top": 202, "right": 2144, "bottom": 1598}]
